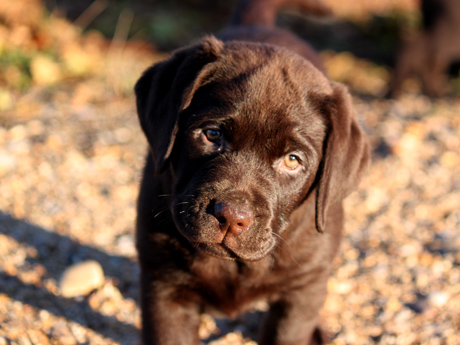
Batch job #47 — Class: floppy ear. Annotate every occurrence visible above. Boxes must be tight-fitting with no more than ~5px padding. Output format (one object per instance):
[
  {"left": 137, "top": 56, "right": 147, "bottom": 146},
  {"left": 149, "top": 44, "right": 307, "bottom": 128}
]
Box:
[
  {"left": 315, "top": 82, "right": 370, "bottom": 233},
  {"left": 134, "top": 36, "right": 224, "bottom": 174}
]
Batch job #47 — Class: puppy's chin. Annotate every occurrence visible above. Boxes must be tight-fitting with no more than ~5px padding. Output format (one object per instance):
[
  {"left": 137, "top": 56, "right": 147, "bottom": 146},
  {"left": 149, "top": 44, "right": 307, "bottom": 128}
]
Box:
[
  {"left": 195, "top": 243, "right": 241, "bottom": 261},
  {"left": 195, "top": 242, "right": 275, "bottom": 262}
]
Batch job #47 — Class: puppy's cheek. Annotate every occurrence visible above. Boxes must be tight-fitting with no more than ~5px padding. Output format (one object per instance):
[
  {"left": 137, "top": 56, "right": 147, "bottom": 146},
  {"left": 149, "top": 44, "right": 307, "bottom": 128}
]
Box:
[{"left": 171, "top": 198, "right": 196, "bottom": 239}]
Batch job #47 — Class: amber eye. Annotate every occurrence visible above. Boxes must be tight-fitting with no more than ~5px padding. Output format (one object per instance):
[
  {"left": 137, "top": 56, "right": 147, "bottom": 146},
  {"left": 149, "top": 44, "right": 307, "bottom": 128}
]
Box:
[
  {"left": 284, "top": 154, "right": 300, "bottom": 169},
  {"left": 204, "top": 129, "right": 222, "bottom": 143}
]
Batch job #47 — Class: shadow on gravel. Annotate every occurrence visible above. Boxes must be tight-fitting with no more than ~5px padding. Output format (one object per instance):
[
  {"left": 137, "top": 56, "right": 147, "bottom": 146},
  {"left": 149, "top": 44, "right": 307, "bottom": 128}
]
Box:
[
  {"left": 0, "top": 211, "right": 140, "bottom": 344},
  {"left": 0, "top": 272, "right": 139, "bottom": 344},
  {"left": 0, "top": 211, "right": 139, "bottom": 299}
]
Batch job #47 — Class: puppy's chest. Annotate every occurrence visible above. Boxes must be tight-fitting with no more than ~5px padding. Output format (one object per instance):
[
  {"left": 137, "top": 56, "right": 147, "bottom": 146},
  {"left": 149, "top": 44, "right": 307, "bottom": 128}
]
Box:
[{"left": 190, "top": 256, "right": 290, "bottom": 317}]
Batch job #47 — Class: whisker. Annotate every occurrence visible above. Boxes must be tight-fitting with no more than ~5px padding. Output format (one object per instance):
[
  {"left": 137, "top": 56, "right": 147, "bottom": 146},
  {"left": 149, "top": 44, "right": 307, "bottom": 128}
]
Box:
[
  {"left": 272, "top": 233, "right": 301, "bottom": 267},
  {"left": 151, "top": 204, "right": 169, "bottom": 217},
  {"left": 272, "top": 232, "right": 290, "bottom": 247},
  {"left": 175, "top": 202, "right": 190, "bottom": 206},
  {"left": 153, "top": 209, "right": 168, "bottom": 218}
]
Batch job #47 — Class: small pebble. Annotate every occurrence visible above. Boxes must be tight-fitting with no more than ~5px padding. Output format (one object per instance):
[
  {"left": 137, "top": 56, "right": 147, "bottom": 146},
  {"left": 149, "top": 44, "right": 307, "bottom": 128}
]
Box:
[
  {"left": 0, "top": 150, "right": 17, "bottom": 177},
  {"left": 116, "top": 234, "right": 137, "bottom": 257},
  {"left": 428, "top": 291, "right": 450, "bottom": 308},
  {"left": 26, "top": 120, "right": 45, "bottom": 136},
  {"left": 114, "top": 127, "right": 132, "bottom": 143},
  {"left": 17, "top": 336, "right": 32, "bottom": 345},
  {"left": 199, "top": 314, "right": 218, "bottom": 339},
  {"left": 59, "top": 260, "right": 105, "bottom": 298},
  {"left": 8, "top": 125, "right": 27, "bottom": 141}
]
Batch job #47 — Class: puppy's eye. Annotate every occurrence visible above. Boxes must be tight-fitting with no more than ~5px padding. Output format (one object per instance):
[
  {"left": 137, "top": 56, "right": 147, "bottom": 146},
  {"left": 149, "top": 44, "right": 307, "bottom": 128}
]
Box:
[
  {"left": 284, "top": 154, "right": 301, "bottom": 170},
  {"left": 204, "top": 129, "right": 222, "bottom": 143}
]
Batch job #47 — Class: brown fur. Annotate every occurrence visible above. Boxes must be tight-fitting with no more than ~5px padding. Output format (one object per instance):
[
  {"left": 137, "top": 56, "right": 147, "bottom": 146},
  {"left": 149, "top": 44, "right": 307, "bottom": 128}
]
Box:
[
  {"left": 134, "top": 0, "right": 370, "bottom": 344},
  {"left": 390, "top": 0, "right": 460, "bottom": 97}
]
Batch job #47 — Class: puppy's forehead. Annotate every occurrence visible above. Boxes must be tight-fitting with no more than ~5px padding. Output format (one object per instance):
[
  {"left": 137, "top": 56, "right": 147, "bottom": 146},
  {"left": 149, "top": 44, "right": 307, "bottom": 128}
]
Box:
[
  {"left": 187, "top": 43, "right": 329, "bottom": 147},
  {"left": 219, "top": 41, "right": 332, "bottom": 96}
]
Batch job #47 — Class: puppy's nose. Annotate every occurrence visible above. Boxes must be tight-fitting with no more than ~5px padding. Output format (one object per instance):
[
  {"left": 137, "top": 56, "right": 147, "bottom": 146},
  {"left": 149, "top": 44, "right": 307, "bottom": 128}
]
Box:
[{"left": 214, "top": 202, "right": 253, "bottom": 236}]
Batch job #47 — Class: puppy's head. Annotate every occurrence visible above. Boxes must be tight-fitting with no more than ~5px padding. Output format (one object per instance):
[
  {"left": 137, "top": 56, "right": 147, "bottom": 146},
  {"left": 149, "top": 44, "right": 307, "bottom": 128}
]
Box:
[{"left": 135, "top": 37, "right": 369, "bottom": 261}]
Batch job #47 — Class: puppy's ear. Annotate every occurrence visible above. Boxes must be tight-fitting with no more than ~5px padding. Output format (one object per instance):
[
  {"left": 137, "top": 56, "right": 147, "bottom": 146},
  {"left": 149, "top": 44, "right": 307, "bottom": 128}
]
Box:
[
  {"left": 315, "top": 82, "right": 370, "bottom": 233},
  {"left": 134, "top": 36, "right": 224, "bottom": 174}
]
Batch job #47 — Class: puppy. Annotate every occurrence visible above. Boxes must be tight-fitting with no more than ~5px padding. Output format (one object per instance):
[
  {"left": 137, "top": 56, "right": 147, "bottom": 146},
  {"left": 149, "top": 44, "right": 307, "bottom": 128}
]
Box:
[
  {"left": 390, "top": 0, "right": 460, "bottom": 97},
  {"left": 134, "top": 0, "right": 370, "bottom": 344}
]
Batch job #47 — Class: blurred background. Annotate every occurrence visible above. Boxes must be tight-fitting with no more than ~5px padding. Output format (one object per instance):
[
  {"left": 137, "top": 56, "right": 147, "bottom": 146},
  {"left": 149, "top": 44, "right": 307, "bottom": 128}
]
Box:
[
  {"left": 0, "top": 0, "right": 433, "bottom": 95},
  {"left": 0, "top": 0, "right": 459, "bottom": 344}
]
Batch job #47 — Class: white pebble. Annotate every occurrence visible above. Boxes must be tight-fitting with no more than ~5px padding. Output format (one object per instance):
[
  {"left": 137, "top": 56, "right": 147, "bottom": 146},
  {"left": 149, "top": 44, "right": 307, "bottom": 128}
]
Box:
[
  {"left": 0, "top": 149, "right": 16, "bottom": 176},
  {"left": 428, "top": 291, "right": 450, "bottom": 308},
  {"left": 59, "top": 260, "right": 105, "bottom": 298},
  {"left": 116, "top": 234, "right": 137, "bottom": 257}
]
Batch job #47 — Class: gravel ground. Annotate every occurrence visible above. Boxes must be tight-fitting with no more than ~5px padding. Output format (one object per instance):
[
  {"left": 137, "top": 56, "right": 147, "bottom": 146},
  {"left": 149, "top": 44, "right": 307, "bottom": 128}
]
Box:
[
  {"left": 1, "top": 1, "right": 460, "bottom": 344},
  {"left": 2, "top": 71, "right": 460, "bottom": 345}
]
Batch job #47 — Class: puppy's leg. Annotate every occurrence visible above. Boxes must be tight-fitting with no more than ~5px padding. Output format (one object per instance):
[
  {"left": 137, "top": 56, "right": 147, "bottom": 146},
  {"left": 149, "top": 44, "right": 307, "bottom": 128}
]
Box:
[
  {"left": 258, "top": 272, "right": 329, "bottom": 345},
  {"left": 310, "top": 327, "right": 329, "bottom": 345},
  {"left": 139, "top": 267, "right": 201, "bottom": 345}
]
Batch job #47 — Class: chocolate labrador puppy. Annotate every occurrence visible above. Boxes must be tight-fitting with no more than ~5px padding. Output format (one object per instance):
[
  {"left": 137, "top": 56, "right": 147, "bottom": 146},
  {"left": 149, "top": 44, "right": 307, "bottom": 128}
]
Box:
[{"left": 134, "top": 0, "right": 370, "bottom": 344}]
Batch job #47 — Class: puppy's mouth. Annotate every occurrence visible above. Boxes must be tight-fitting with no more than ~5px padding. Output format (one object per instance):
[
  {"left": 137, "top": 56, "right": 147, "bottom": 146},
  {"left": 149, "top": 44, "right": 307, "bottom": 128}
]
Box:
[
  {"left": 192, "top": 236, "right": 275, "bottom": 262},
  {"left": 196, "top": 242, "right": 240, "bottom": 260}
]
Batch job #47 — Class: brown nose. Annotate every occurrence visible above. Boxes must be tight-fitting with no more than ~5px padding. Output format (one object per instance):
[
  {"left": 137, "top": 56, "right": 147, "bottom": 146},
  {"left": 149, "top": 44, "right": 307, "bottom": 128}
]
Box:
[{"left": 214, "top": 202, "right": 253, "bottom": 236}]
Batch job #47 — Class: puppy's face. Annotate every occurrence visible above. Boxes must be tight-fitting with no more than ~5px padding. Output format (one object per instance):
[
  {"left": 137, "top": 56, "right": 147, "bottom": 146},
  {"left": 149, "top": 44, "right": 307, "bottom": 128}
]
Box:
[
  {"left": 171, "top": 61, "right": 326, "bottom": 261},
  {"left": 135, "top": 38, "right": 369, "bottom": 262}
]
